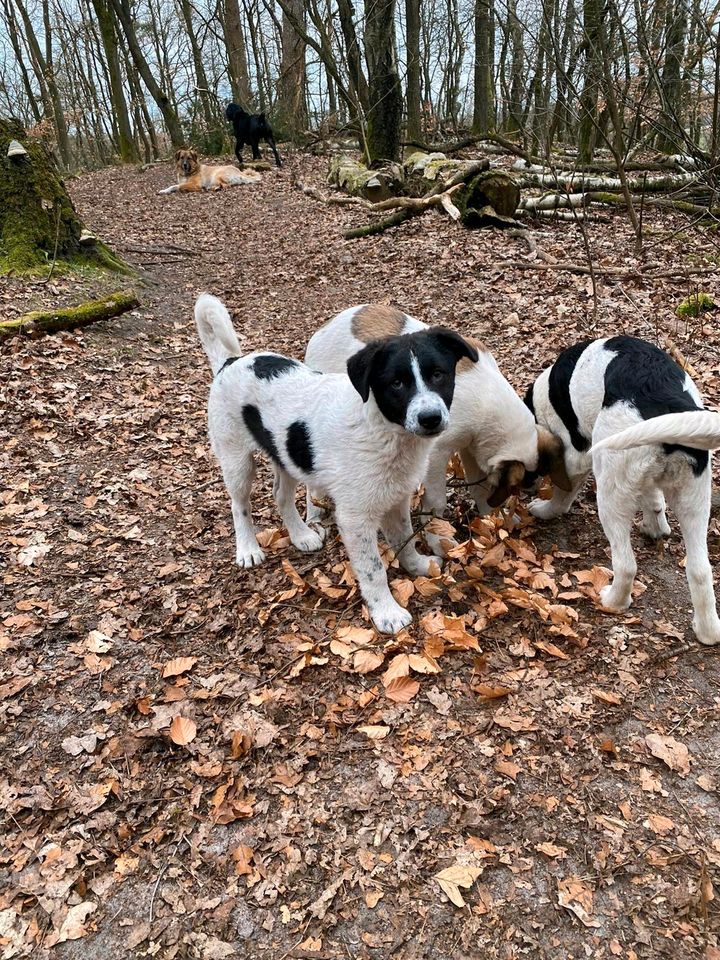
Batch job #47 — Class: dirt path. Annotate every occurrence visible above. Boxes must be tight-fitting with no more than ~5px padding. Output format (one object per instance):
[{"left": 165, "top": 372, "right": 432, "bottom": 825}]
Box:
[{"left": 2, "top": 153, "right": 720, "bottom": 959}]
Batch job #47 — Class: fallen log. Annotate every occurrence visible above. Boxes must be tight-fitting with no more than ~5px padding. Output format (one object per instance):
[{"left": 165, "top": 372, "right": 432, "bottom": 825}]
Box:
[
  {"left": 343, "top": 159, "right": 490, "bottom": 239},
  {"left": 0, "top": 290, "right": 140, "bottom": 339},
  {"left": 513, "top": 163, "right": 696, "bottom": 193}
]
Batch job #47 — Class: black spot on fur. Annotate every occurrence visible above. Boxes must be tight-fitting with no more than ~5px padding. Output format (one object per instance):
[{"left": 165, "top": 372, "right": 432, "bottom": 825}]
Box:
[
  {"left": 218, "top": 356, "right": 240, "bottom": 375},
  {"left": 548, "top": 340, "right": 594, "bottom": 452},
  {"left": 242, "top": 404, "right": 281, "bottom": 463},
  {"left": 524, "top": 381, "right": 535, "bottom": 417},
  {"left": 286, "top": 421, "right": 314, "bottom": 473},
  {"left": 603, "top": 336, "right": 708, "bottom": 476},
  {"left": 252, "top": 355, "right": 299, "bottom": 380}
]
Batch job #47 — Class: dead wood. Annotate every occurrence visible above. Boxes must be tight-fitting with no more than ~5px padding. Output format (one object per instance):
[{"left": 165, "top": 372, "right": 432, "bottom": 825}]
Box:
[{"left": 0, "top": 290, "right": 140, "bottom": 339}]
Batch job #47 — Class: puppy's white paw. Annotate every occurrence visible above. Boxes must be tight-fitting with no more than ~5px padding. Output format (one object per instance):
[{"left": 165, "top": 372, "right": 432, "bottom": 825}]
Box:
[
  {"left": 599, "top": 583, "right": 632, "bottom": 612},
  {"left": 529, "top": 498, "right": 564, "bottom": 520},
  {"left": 236, "top": 546, "right": 266, "bottom": 568},
  {"left": 406, "top": 553, "right": 443, "bottom": 577},
  {"left": 292, "top": 526, "right": 325, "bottom": 552},
  {"left": 425, "top": 532, "right": 459, "bottom": 557},
  {"left": 158, "top": 187, "right": 173, "bottom": 194},
  {"left": 370, "top": 601, "right": 413, "bottom": 635},
  {"left": 694, "top": 617, "right": 720, "bottom": 646}
]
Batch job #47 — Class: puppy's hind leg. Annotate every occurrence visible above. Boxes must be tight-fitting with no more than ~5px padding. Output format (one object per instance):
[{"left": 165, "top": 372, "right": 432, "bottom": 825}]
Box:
[
  {"left": 267, "top": 135, "right": 282, "bottom": 167},
  {"left": 273, "top": 467, "right": 325, "bottom": 552},
  {"left": 529, "top": 471, "right": 588, "bottom": 520},
  {"left": 666, "top": 476, "right": 720, "bottom": 646},
  {"left": 596, "top": 477, "right": 638, "bottom": 612},
  {"left": 221, "top": 454, "right": 266, "bottom": 568}
]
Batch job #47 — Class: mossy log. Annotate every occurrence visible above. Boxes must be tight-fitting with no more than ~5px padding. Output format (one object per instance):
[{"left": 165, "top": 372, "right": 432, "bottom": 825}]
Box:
[
  {"left": 0, "top": 291, "right": 140, "bottom": 339},
  {"left": 456, "top": 171, "right": 521, "bottom": 226},
  {"left": 328, "top": 155, "right": 403, "bottom": 202},
  {"left": 0, "top": 117, "right": 130, "bottom": 275}
]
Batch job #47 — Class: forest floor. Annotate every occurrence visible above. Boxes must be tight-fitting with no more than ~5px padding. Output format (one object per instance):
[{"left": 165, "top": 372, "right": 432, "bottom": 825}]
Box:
[{"left": 2, "top": 148, "right": 720, "bottom": 960}]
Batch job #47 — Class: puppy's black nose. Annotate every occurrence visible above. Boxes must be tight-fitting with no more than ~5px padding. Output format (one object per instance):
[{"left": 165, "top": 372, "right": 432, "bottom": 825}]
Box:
[{"left": 418, "top": 412, "right": 442, "bottom": 431}]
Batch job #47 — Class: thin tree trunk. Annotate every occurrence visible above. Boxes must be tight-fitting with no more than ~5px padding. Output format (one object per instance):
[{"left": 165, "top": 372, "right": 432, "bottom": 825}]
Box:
[
  {"left": 405, "top": 0, "right": 421, "bottom": 139},
  {"left": 223, "top": 0, "right": 253, "bottom": 107},
  {"left": 364, "top": 0, "right": 403, "bottom": 162},
  {"left": 278, "top": 0, "right": 307, "bottom": 135},
  {"left": 108, "top": 0, "right": 184, "bottom": 147},
  {"left": 473, "top": 0, "right": 494, "bottom": 132},
  {"left": 91, "top": 0, "right": 137, "bottom": 161}
]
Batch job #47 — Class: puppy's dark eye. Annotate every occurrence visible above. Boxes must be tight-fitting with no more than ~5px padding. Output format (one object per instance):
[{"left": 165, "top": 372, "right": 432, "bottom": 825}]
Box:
[
  {"left": 390, "top": 379, "right": 404, "bottom": 390},
  {"left": 429, "top": 370, "right": 445, "bottom": 383}
]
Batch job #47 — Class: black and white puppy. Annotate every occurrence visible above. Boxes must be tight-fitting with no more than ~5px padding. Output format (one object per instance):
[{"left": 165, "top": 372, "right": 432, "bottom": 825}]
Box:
[
  {"left": 195, "top": 294, "right": 477, "bottom": 634},
  {"left": 525, "top": 335, "right": 720, "bottom": 646}
]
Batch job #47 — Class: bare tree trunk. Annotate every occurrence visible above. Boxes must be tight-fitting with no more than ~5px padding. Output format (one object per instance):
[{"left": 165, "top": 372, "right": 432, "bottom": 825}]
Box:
[
  {"left": 405, "top": 0, "right": 421, "bottom": 139},
  {"left": 108, "top": 0, "right": 184, "bottom": 147},
  {"left": 222, "top": 0, "right": 253, "bottom": 107},
  {"left": 1, "top": 0, "right": 41, "bottom": 122},
  {"left": 278, "top": 0, "right": 307, "bottom": 135},
  {"left": 337, "top": 0, "right": 370, "bottom": 113},
  {"left": 473, "top": 0, "right": 494, "bottom": 132},
  {"left": 578, "top": 0, "right": 602, "bottom": 162},
  {"left": 12, "top": 0, "right": 71, "bottom": 166},
  {"left": 91, "top": 0, "right": 137, "bottom": 161},
  {"left": 365, "top": 0, "right": 403, "bottom": 162},
  {"left": 656, "top": 0, "right": 688, "bottom": 152},
  {"left": 178, "top": 0, "right": 218, "bottom": 148}
]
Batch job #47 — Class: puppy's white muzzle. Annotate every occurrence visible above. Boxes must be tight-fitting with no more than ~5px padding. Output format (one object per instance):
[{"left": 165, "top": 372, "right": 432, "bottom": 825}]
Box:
[{"left": 405, "top": 402, "right": 449, "bottom": 437}]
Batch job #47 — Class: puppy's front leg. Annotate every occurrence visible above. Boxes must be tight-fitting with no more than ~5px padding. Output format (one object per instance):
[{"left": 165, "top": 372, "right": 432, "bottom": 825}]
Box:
[
  {"left": 158, "top": 185, "right": 178, "bottom": 194},
  {"left": 336, "top": 511, "right": 412, "bottom": 634},
  {"left": 382, "top": 500, "right": 442, "bottom": 577}
]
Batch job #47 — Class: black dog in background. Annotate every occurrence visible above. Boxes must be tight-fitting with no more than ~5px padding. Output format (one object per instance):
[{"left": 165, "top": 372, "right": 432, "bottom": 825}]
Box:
[{"left": 225, "top": 103, "right": 282, "bottom": 167}]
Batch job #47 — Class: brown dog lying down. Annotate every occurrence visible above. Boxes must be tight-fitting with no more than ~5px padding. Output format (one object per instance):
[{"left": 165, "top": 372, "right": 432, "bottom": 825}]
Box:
[{"left": 159, "top": 148, "right": 262, "bottom": 194}]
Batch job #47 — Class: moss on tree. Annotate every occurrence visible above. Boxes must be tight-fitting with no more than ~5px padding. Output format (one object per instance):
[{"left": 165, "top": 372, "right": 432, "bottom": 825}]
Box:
[
  {"left": 0, "top": 290, "right": 140, "bottom": 339},
  {"left": 0, "top": 117, "right": 131, "bottom": 275}
]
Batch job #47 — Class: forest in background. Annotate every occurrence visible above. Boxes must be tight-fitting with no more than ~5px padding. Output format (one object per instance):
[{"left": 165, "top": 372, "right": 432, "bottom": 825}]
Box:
[{"left": 1, "top": 0, "right": 719, "bottom": 172}]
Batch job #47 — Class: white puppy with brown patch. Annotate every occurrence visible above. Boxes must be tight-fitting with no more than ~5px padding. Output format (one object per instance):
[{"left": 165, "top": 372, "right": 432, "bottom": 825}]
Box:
[
  {"left": 304, "top": 304, "right": 568, "bottom": 553},
  {"left": 195, "top": 294, "right": 477, "bottom": 634}
]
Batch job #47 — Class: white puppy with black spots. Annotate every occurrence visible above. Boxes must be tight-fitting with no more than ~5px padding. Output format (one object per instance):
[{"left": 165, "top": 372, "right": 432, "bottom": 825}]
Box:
[
  {"left": 195, "top": 294, "right": 477, "bottom": 634},
  {"left": 525, "top": 335, "right": 720, "bottom": 646},
  {"left": 304, "top": 304, "right": 569, "bottom": 555}
]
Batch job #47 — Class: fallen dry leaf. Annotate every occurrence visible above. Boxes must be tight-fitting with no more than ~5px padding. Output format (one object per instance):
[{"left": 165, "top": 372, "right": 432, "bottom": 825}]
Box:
[
  {"left": 384, "top": 676, "right": 420, "bottom": 703},
  {"left": 169, "top": 715, "right": 197, "bottom": 745},
  {"left": 645, "top": 733, "right": 690, "bottom": 776},
  {"left": 162, "top": 656, "right": 198, "bottom": 679},
  {"left": 434, "top": 862, "right": 483, "bottom": 907}
]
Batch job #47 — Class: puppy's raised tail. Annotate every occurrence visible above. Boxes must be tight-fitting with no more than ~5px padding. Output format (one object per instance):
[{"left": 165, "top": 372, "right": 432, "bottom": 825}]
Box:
[
  {"left": 591, "top": 411, "right": 720, "bottom": 454},
  {"left": 195, "top": 294, "right": 242, "bottom": 375}
]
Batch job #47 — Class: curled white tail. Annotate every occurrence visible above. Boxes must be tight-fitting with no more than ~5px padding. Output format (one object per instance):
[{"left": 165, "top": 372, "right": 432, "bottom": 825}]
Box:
[
  {"left": 194, "top": 294, "right": 242, "bottom": 375},
  {"left": 591, "top": 411, "right": 720, "bottom": 454}
]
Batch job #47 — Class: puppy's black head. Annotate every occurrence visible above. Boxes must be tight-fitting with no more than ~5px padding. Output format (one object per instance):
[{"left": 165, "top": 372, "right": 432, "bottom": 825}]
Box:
[{"left": 347, "top": 327, "right": 477, "bottom": 437}]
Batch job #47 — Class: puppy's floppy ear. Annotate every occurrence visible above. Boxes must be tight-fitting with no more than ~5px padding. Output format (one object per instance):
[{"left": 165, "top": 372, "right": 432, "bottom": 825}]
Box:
[
  {"left": 189, "top": 148, "right": 198, "bottom": 160},
  {"left": 347, "top": 340, "right": 383, "bottom": 403},
  {"left": 487, "top": 460, "right": 526, "bottom": 508},
  {"left": 537, "top": 427, "right": 572, "bottom": 491},
  {"left": 427, "top": 326, "right": 479, "bottom": 365},
  {"left": 175, "top": 149, "right": 182, "bottom": 160}
]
